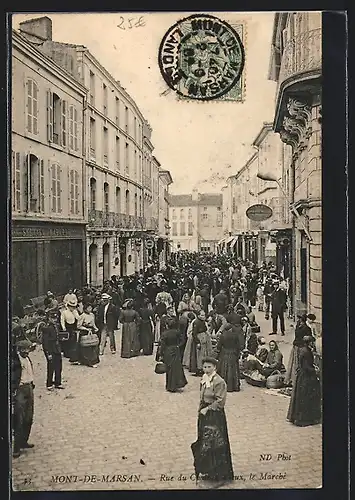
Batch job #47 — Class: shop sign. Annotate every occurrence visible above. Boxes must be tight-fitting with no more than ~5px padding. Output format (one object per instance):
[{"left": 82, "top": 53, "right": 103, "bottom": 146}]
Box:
[
  {"left": 246, "top": 204, "right": 273, "bottom": 222},
  {"left": 145, "top": 238, "right": 154, "bottom": 250}
]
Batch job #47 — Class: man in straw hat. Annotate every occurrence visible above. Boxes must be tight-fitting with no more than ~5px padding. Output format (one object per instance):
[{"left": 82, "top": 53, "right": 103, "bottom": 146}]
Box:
[{"left": 12, "top": 339, "right": 35, "bottom": 458}]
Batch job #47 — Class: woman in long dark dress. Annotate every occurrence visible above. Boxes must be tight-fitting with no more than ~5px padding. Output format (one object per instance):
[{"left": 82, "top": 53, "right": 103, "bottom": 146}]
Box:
[
  {"left": 77, "top": 303, "right": 100, "bottom": 367},
  {"left": 284, "top": 314, "right": 309, "bottom": 386},
  {"left": 216, "top": 323, "right": 241, "bottom": 392},
  {"left": 138, "top": 298, "right": 154, "bottom": 355},
  {"left": 287, "top": 336, "right": 321, "bottom": 427},
  {"left": 119, "top": 300, "right": 140, "bottom": 358},
  {"left": 157, "top": 317, "right": 187, "bottom": 393},
  {"left": 190, "top": 310, "right": 207, "bottom": 376},
  {"left": 191, "top": 357, "right": 234, "bottom": 485}
]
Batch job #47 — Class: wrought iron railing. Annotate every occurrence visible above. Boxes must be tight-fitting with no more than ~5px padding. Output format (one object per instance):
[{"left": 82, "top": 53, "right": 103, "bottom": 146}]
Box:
[{"left": 278, "top": 28, "right": 321, "bottom": 91}]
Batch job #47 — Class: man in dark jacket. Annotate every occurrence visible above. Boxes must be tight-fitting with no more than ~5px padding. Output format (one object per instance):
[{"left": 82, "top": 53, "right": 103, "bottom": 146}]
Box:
[
  {"left": 270, "top": 283, "right": 287, "bottom": 335},
  {"left": 41, "top": 311, "right": 64, "bottom": 390},
  {"left": 12, "top": 339, "right": 35, "bottom": 458},
  {"left": 96, "top": 293, "right": 119, "bottom": 355},
  {"left": 212, "top": 289, "right": 229, "bottom": 316},
  {"left": 263, "top": 278, "right": 274, "bottom": 320}
]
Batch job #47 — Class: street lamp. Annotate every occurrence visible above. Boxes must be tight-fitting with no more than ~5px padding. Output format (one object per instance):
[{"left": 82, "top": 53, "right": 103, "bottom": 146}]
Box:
[{"left": 257, "top": 171, "right": 312, "bottom": 241}]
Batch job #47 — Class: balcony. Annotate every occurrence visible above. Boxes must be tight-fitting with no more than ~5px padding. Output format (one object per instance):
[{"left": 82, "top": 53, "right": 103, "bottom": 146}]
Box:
[
  {"left": 88, "top": 210, "right": 156, "bottom": 232},
  {"left": 275, "top": 28, "right": 321, "bottom": 129}
]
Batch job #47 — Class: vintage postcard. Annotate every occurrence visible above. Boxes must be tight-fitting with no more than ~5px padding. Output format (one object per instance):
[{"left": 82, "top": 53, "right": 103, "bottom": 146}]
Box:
[{"left": 10, "top": 11, "right": 323, "bottom": 491}]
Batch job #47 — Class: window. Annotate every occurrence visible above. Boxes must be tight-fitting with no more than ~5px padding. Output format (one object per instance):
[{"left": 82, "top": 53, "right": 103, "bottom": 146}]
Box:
[
  {"left": 69, "top": 169, "right": 80, "bottom": 215},
  {"left": 51, "top": 164, "right": 61, "bottom": 213},
  {"left": 172, "top": 209, "right": 176, "bottom": 220},
  {"left": 203, "top": 206, "right": 207, "bottom": 211},
  {"left": 134, "top": 150, "right": 137, "bottom": 178},
  {"left": 232, "top": 197, "right": 236, "bottom": 213},
  {"left": 103, "top": 84, "right": 108, "bottom": 116},
  {"left": 125, "top": 189, "right": 130, "bottom": 215},
  {"left": 52, "top": 93, "right": 61, "bottom": 144},
  {"left": 90, "top": 118, "right": 96, "bottom": 155},
  {"left": 134, "top": 117, "right": 137, "bottom": 140},
  {"left": 12, "top": 151, "right": 21, "bottom": 212},
  {"left": 134, "top": 193, "right": 138, "bottom": 217},
  {"left": 26, "top": 79, "right": 38, "bottom": 135},
  {"left": 180, "top": 222, "right": 185, "bottom": 236},
  {"left": 202, "top": 213, "right": 208, "bottom": 220},
  {"left": 69, "top": 105, "right": 78, "bottom": 151},
  {"left": 139, "top": 195, "right": 142, "bottom": 216},
  {"left": 188, "top": 221, "right": 193, "bottom": 236},
  {"left": 115, "top": 136, "right": 120, "bottom": 169},
  {"left": 125, "top": 106, "right": 129, "bottom": 133},
  {"left": 103, "top": 127, "right": 108, "bottom": 165},
  {"left": 115, "top": 97, "right": 120, "bottom": 126},
  {"left": 61, "top": 100, "right": 67, "bottom": 147},
  {"left": 125, "top": 142, "right": 129, "bottom": 175},
  {"left": 104, "top": 182, "right": 109, "bottom": 213},
  {"left": 188, "top": 208, "right": 192, "bottom": 219},
  {"left": 172, "top": 222, "right": 178, "bottom": 236},
  {"left": 180, "top": 208, "right": 184, "bottom": 219},
  {"left": 89, "top": 71, "right": 95, "bottom": 105},
  {"left": 25, "top": 154, "right": 44, "bottom": 213},
  {"left": 90, "top": 178, "right": 96, "bottom": 211},
  {"left": 217, "top": 206, "right": 221, "bottom": 211}
]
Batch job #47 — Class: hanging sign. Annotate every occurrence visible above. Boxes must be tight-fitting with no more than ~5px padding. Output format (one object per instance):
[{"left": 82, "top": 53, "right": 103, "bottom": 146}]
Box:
[
  {"left": 246, "top": 204, "right": 273, "bottom": 222},
  {"left": 145, "top": 238, "right": 154, "bottom": 250}
]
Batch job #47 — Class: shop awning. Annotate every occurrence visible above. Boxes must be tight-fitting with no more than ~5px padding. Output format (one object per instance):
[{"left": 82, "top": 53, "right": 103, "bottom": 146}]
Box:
[
  {"left": 225, "top": 236, "right": 235, "bottom": 245},
  {"left": 230, "top": 236, "right": 239, "bottom": 248},
  {"left": 217, "top": 237, "right": 226, "bottom": 246}
]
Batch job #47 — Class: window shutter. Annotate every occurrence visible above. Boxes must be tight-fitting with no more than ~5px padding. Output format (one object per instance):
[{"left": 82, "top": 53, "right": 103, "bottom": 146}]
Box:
[
  {"left": 74, "top": 171, "right": 79, "bottom": 214},
  {"left": 15, "top": 152, "right": 21, "bottom": 211},
  {"left": 51, "top": 164, "right": 56, "bottom": 213},
  {"left": 11, "top": 151, "right": 15, "bottom": 211},
  {"left": 24, "top": 154, "right": 29, "bottom": 212},
  {"left": 74, "top": 107, "right": 78, "bottom": 151},
  {"left": 39, "top": 159, "right": 45, "bottom": 213},
  {"left": 47, "top": 90, "right": 53, "bottom": 142},
  {"left": 61, "top": 100, "right": 67, "bottom": 147},
  {"left": 58, "top": 166, "right": 62, "bottom": 213},
  {"left": 33, "top": 83, "right": 38, "bottom": 135}
]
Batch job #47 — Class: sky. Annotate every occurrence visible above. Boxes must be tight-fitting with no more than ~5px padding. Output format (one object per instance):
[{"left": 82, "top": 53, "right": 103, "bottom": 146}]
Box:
[{"left": 12, "top": 12, "right": 277, "bottom": 195}]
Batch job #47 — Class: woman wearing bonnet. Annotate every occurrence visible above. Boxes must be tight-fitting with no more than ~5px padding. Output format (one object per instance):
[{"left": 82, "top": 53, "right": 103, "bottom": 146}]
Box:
[{"left": 191, "top": 357, "right": 234, "bottom": 485}]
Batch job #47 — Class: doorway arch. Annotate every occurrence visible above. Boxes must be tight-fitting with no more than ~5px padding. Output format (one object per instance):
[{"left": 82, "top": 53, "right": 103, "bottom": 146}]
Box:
[
  {"left": 103, "top": 242, "right": 110, "bottom": 283},
  {"left": 89, "top": 243, "right": 98, "bottom": 285}
]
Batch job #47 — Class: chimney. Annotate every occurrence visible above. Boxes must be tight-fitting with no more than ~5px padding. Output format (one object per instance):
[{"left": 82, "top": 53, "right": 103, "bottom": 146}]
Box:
[
  {"left": 19, "top": 16, "right": 52, "bottom": 41},
  {"left": 192, "top": 188, "right": 199, "bottom": 202}
]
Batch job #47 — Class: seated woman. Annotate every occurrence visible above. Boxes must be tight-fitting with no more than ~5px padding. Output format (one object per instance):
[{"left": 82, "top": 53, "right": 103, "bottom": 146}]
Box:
[
  {"left": 256, "top": 336, "right": 268, "bottom": 363},
  {"left": 259, "top": 340, "right": 285, "bottom": 377},
  {"left": 77, "top": 303, "right": 100, "bottom": 367}
]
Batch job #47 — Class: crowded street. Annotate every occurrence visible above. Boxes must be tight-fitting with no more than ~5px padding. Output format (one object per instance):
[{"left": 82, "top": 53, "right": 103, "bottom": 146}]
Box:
[{"left": 12, "top": 255, "right": 322, "bottom": 491}]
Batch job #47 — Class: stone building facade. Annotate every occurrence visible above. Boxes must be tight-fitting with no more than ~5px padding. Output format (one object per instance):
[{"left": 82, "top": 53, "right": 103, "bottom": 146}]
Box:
[
  {"left": 268, "top": 12, "right": 322, "bottom": 326},
  {"left": 12, "top": 25, "right": 87, "bottom": 303}
]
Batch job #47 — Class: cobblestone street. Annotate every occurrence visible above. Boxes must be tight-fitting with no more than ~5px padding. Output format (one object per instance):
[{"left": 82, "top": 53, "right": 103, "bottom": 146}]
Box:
[{"left": 12, "top": 311, "right": 322, "bottom": 491}]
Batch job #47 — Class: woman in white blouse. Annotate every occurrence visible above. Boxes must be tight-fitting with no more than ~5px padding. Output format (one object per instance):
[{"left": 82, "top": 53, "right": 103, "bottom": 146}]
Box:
[{"left": 60, "top": 299, "right": 79, "bottom": 362}]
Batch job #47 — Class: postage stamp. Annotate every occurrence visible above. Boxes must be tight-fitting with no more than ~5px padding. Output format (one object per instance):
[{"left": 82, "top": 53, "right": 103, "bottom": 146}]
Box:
[{"left": 158, "top": 14, "right": 245, "bottom": 101}]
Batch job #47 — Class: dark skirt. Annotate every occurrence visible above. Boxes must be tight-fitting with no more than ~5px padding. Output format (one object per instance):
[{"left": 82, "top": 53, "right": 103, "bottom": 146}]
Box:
[
  {"left": 121, "top": 322, "right": 140, "bottom": 358},
  {"left": 217, "top": 350, "right": 240, "bottom": 392},
  {"left": 285, "top": 345, "right": 302, "bottom": 386},
  {"left": 189, "top": 338, "right": 199, "bottom": 374},
  {"left": 191, "top": 406, "right": 234, "bottom": 482},
  {"left": 287, "top": 369, "right": 321, "bottom": 426},
  {"left": 139, "top": 321, "right": 154, "bottom": 355},
  {"left": 163, "top": 345, "right": 188, "bottom": 392},
  {"left": 67, "top": 325, "right": 79, "bottom": 362},
  {"left": 78, "top": 340, "right": 100, "bottom": 367}
]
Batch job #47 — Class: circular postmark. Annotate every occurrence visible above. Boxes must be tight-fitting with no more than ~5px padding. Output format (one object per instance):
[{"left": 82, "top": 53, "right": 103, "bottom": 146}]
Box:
[{"left": 158, "top": 13, "right": 245, "bottom": 101}]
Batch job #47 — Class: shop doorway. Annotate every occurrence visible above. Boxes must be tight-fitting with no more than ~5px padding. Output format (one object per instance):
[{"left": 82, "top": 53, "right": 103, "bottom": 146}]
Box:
[
  {"left": 103, "top": 242, "right": 110, "bottom": 283},
  {"left": 89, "top": 243, "right": 98, "bottom": 286}
]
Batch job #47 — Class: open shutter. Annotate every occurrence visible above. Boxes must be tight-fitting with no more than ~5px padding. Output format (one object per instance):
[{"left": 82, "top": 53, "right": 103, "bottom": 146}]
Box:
[
  {"left": 15, "top": 153, "right": 21, "bottom": 211},
  {"left": 58, "top": 166, "right": 62, "bottom": 213},
  {"left": 51, "top": 164, "right": 56, "bottom": 213},
  {"left": 47, "top": 90, "right": 53, "bottom": 142},
  {"left": 24, "top": 154, "right": 30, "bottom": 212},
  {"left": 74, "top": 171, "right": 79, "bottom": 214},
  {"left": 11, "top": 151, "right": 15, "bottom": 211},
  {"left": 69, "top": 169, "right": 74, "bottom": 214},
  {"left": 39, "top": 159, "right": 45, "bottom": 212},
  {"left": 74, "top": 107, "right": 78, "bottom": 151},
  {"left": 33, "top": 83, "right": 38, "bottom": 135},
  {"left": 61, "top": 100, "right": 67, "bottom": 147},
  {"left": 69, "top": 106, "right": 74, "bottom": 149}
]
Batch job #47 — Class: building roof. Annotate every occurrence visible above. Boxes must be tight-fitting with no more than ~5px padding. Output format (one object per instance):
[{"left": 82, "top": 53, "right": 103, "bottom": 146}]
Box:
[
  {"left": 252, "top": 122, "right": 274, "bottom": 147},
  {"left": 169, "top": 192, "right": 222, "bottom": 207},
  {"left": 169, "top": 194, "right": 195, "bottom": 207},
  {"left": 198, "top": 193, "right": 223, "bottom": 206}
]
